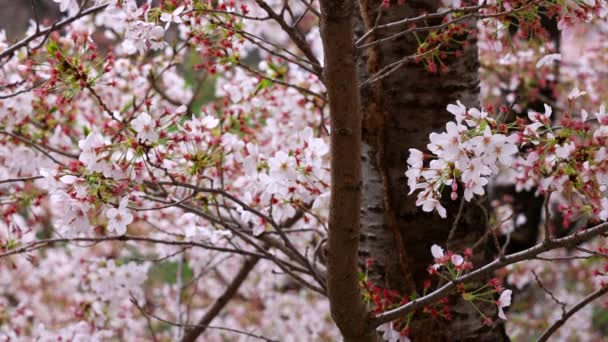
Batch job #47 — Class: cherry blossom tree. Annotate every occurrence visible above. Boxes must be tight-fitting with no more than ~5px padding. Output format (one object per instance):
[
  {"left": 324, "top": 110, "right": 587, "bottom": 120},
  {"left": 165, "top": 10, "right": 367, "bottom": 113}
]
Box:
[{"left": 1, "top": 0, "right": 608, "bottom": 341}]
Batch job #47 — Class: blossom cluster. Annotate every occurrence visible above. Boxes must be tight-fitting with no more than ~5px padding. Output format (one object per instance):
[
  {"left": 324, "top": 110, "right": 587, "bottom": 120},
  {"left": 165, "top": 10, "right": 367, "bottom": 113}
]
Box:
[
  {"left": 430, "top": 245, "right": 513, "bottom": 323},
  {"left": 406, "top": 101, "right": 518, "bottom": 217},
  {"left": 407, "top": 94, "right": 608, "bottom": 228}
]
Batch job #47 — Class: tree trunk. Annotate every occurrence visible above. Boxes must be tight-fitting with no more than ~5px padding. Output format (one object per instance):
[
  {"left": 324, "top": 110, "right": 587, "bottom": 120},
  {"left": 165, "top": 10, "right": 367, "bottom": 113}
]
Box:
[
  {"left": 319, "top": 0, "right": 378, "bottom": 340},
  {"left": 0, "top": 0, "right": 61, "bottom": 39},
  {"left": 356, "top": 1, "right": 508, "bottom": 340}
]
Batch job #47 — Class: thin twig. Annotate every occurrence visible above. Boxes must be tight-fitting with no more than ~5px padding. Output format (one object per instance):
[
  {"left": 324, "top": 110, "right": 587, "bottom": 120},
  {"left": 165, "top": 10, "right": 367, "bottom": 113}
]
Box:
[
  {"left": 0, "top": 130, "right": 67, "bottom": 166},
  {"left": 0, "top": 176, "right": 43, "bottom": 185},
  {"left": 359, "top": 47, "right": 437, "bottom": 87},
  {"left": 446, "top": 197, "right": 466, "bottom": 249},
  {"left": 356, "top": 1, "right": 542, "bottom": 50},
  {"left": 370, "top": 220, "right": 608, "bottom": 329},
  {"left": 575, "top": 246, "right": 608, "bottom": 259},
  {"left": 181, "top": 256, "right": 261, "bottom": 342},
  {"left": 538, "top": 285, "right": 608, "bottom": 342},
  {"left": 131, "top": 296, "right": 276, "bottom": 342},
  {"left": 532, "top": 270, "right": 566, "bottom": 317},
  {"left": 355, "top": 2, "right": 487, "bottom": 45},
  {"left": 253, "top": 0, "right": 322, "bottom": 75},
  {"left": 0, "top": 3, "right": 109, "bottom": 60},
  {"left": 0, "top": 235, "right": 266, "bottom": 259}
]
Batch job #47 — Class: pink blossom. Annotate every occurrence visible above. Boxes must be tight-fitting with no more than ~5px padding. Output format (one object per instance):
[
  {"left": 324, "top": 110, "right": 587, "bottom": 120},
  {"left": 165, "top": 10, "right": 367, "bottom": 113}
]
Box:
[
  {"left": 132, "top": 112, "right": 159, "bottom": 142},
  {"left": 497, "top": 289, "right": 512, "bottom": 320},
  {"left": 105, "top": 197, "right": 133, "bottom": 235}
]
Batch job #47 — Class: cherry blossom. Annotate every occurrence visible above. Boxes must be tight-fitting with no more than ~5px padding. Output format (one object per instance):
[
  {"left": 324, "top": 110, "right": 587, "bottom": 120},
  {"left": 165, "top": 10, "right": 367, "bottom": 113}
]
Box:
[
  {"left": 105, "top": 197, "right": 133, "bottom": 235},
  {"left": 497, "top": 290, "right": 512, "bottom": 320},
  {"left": 407, "top": 101, "right": 518, "bottom": 216},
  {"left": 268, "top": 151, "right": 298, "bottom": 181},
  {"left": 52, "top": 0, "right": 79, "bottom": 14},
  {"left": 78, "top": 131, "right": 108, "bottom": 171},
  {"left": 431, "top": 244, "right": 445, "bottom": 259},
  {"left": 451, "top": 254, "right": 464, "bottom": 267},
  {"left": 417, "top": 193, "right": 448, "bottom": 218},
  {"left": 536, "top": 53, "right": 562, "bottom": 68},
  {"left": 568, "top": 87, "right": 587, "bottom": 100},
  {"left": 378, "top": 322, "right": 411, "bottom": 342},
  {"left": 131, "top": 112, "right": 159, "bottom": 142},
  {"left": 160, "top": 6, "right": 185, "bottom": 30}
]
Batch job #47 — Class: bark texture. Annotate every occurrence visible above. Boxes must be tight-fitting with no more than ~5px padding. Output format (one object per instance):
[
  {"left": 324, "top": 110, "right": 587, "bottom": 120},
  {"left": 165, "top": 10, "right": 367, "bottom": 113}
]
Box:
[
  {"left": 0, "top": 0, "right": 61, "bottom": 39},
  {"left": 356, "top": 0, "right": 508, "bottom": 340},
  {"left": 319, "top": 0, "right": 378, "bottom": 340}
]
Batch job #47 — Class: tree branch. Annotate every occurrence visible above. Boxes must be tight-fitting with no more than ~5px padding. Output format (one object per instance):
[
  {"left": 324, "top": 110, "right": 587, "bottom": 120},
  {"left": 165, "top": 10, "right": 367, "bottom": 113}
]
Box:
[
  {"left": 370, "top": 220, "right": 608, "bottom": 329},
  {"left": 0, "top": 3, "right": 109, "bottom": 60},
  {"left": 537, "top": 285, "right": 608, "bottom": 342},
  {"left": 253, "top": 0, "right": 323, "bottom": 76},
  {"left": 131, "top": 295, "right": 276, "bottom": 342},
  {"left": 318, "top": 0, "right": 376, "bottom": 340},
  {"left": 0, "top": 235, "right": 266, "bottom": 259},
  {"left": 181, "top": 256, "right": 260, "bottom": 342}
]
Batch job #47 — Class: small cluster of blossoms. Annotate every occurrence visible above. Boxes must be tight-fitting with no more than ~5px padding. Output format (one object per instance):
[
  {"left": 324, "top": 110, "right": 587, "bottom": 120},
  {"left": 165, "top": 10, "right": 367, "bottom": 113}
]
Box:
[
  {"left": 511, "top": 101, "right": 608, "bottom": 225},
  {"left": 479, "top": 39, "right": 562, "bottom": 113},
  {"left": 429, "top": 244, "right": 473, "bottom": 276},
  {"left": 177, "top": 213, "right": 232, "bottom": 242},
  {"left": 363, "top": 244, "right": 513, "bottom": 340},
  {"left": 429, "top": 245, "right": 513, "bottom": 323},
  {"left": 476, "top": 0, "right": 608, "bottom": 118},
  {"left": 228, "top": 125, "right": 330, "bottom": 235},
  {"left": 406, "top": 101, "right": 518, "bottom": 217},
  {"left": 33, "top": 322, "right": 113, "bottom": 342},
  {"left": 98, "top": 0, "right": 168, "bottom": 55},
  {"left": 407, "top": 94, "right": 608, "bottom": 225},
  {"left": 491, "top": 196, "right": 528, "bottom": 234},
  {"left": 479, "top": 0, "right": 608, "bottom": 36},
  {"left": 360, "top": 259, "right": 449, "bottom": 342},
  {"left": 42, "top": 170, "right": 137, "bottom": 236},
  {"left": 385, "top": 0, "right": 608, "bottom": 76},
  {"left": 377, "top": 321, "right": 411, "bottom": 342},
  {"left": 85, "top": 259, "right": 150, "bottom": 302}
]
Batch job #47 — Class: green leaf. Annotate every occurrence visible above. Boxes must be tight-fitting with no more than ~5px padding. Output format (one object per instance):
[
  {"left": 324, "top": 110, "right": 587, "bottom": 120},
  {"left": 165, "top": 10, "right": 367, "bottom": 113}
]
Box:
[
  {"left": 46, "top": 40, "right": 59, "bottom": 54},
  {"left": 255, "top": 78, "right": 273, "bottom": 93}
]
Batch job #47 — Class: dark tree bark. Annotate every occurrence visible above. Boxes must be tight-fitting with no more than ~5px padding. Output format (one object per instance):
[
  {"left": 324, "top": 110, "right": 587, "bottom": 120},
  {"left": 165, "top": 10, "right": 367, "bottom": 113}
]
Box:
[
  {"left": 0, "top": 0, "right": 61, "bottom": 39},
  {"left": 356, "top": 1, "right": 508, "bottom": 340},
  {"left": 319, "top": 0, "right": 378, "bottom": 340}
]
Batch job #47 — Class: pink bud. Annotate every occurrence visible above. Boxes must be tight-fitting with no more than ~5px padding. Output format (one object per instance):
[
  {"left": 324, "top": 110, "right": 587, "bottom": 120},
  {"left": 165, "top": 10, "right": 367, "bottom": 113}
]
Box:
[{"left": 451, "top": 191, "right": 458, "bottom": 201}]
